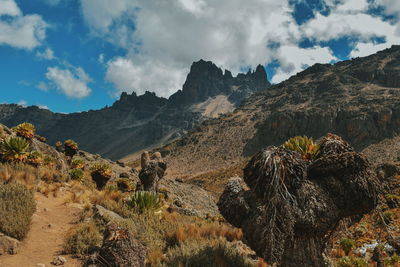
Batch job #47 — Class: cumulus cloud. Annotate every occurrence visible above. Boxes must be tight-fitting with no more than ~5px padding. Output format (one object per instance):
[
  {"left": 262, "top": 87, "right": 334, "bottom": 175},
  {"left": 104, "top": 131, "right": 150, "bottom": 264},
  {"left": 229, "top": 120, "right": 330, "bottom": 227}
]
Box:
[
  {"left": 0, "top": 0, "right": 48, "bottom": 50},
  {"left": 36, "top": 48, "right": 55, "bottom": 60},
  {"left": 80, "top": 0, "right": 400, "bottom": 96},
  {"left": 45, "top": 65, "right": 92, "bottom": 99}
]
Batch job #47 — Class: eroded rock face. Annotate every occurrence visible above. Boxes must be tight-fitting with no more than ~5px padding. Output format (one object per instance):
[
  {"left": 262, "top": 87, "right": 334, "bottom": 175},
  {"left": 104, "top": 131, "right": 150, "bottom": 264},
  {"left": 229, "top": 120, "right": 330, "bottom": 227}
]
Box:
[
  {"left": 137, "top": 151, "right": 167, "bottom": 192},
  {"left": 218, "top": 134, "right": 379, "bottom": 267}
]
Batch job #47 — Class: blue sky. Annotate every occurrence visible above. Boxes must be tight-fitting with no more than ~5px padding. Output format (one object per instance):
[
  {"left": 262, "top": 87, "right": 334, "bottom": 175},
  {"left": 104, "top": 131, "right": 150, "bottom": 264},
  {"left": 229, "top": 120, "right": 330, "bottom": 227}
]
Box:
[{"left": 0, "top": 0, "right": 399, "bottom": 113}]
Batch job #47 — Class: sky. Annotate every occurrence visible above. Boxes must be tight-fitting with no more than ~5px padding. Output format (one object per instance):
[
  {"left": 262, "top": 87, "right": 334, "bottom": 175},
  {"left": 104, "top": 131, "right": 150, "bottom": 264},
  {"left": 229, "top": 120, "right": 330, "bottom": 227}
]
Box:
[{"left": 0, "top": 0, "right": 399, "bottom": 113}]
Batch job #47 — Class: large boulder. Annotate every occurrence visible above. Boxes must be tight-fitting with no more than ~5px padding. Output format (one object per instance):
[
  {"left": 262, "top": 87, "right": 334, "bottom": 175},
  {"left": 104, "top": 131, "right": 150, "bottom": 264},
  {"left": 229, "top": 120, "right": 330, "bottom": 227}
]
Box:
[
  {"left": 0, "top": 232, "right": 19, "bottom": 255},
  {"left": 218, "top": 134, "right": 379, "bottom": 266}
]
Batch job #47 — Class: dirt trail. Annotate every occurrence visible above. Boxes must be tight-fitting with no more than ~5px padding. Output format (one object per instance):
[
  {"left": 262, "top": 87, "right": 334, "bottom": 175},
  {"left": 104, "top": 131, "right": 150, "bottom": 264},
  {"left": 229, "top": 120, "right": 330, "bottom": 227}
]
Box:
[{"left": 0, "top": 193, "right": 82, "bottom": 267}]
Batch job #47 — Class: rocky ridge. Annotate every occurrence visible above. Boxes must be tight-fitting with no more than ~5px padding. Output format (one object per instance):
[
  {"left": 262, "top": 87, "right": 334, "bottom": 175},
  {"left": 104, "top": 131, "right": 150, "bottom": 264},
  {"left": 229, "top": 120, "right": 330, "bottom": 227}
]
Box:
[
  {"left": 158, "top": 45, "right": 400, "bottom": 176},
  {"left": 0, "top": 60, "right": 270, "bottom": 160}
]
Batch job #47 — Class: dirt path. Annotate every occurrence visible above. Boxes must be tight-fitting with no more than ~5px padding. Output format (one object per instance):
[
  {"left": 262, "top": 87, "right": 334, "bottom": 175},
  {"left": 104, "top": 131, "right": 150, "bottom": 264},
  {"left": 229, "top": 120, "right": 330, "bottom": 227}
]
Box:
[{"left": 0, "top": 193, "right": 82, "bottom": 267}]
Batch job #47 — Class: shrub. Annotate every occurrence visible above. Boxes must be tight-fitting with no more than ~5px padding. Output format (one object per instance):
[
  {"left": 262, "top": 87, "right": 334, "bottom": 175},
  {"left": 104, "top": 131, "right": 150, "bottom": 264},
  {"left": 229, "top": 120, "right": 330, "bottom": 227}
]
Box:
[
  {"left": 90, "top": 163, "right": 112, "bottom": 177},
  {"left": 71, "top": 157, "right": 85, "bottom": 169},
  {"left": 13, "top": 122, "right": 35, "bottom": 139},
  {"left": 27, "top": 151, "right": 44, "bottom": 166},
  {"left": 162, "top": 239, "right": 254, "bottom": 267},
  {"left": 385, "top": 254, "right": 400, "bottom": 266},
  {"left": 339, "top": 238, "right": 356, "bottom": 255},
  {"left": 35, "top": 135, "right": 46, "bottom": 143},
  {"left": 283, "top": 136, "right": 319, "bottom": 160},
  {"left": 63, "top": 221, "right": 103, "bottom": 254},
  {"left": 337, "top": 256, "right": 368, "bottom": 267},
  {"left": 69, "top": 168, "right": 84, "bottom": 181},
  {"left": 0, "top": 182, "right": 36, "bottom": 240},
  {"left": 383, "top": 211, "right": 396, "bottom": 224},
  {"left": 127, "top": 191, "right": 161, "bottom": 213},
  {"left": 55, "top": 141, "right": 64, "bottom": 152},
  {"left": 0, "top": 136, "right": 30, "bottom": 163},
  {"left": 0, "top": 163, "right": 38, "bottom": 186}
]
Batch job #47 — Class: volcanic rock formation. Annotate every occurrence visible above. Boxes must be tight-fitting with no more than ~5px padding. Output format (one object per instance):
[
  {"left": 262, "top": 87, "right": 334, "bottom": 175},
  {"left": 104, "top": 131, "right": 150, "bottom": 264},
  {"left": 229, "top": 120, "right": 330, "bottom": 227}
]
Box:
[
  {"left": 218, "top": 134, "right": 379, "bottom": 266},
  {"left": 137, "top": 151, "right": 167, "bottom": 192}
]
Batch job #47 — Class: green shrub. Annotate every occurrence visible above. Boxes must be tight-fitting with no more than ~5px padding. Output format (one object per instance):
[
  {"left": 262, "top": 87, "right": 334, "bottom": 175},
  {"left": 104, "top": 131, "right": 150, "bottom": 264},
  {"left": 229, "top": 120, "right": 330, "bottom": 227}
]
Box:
[
  {"left": 339, "top": 238, "right": 356, "bottom": 255},
  {"left": 337, "top": 256, "right": 368, "bottom": 267},
  {"left": 13, "top": 122, "right": 35, "bottom": 139},
  {"left": 69, "top": 168, "right": 84, "bottom": 181},
  {"left": 63, "top": 221, "right": 103, "bottom": 254},
  {"left": 162, "top": 239, "right": 254, "bottom": 267},
  {"left": 283, "top": 136, "right": 319, "bottom": 160},
  {"left": 383, "top": 211, "right": 396, "bottom": 224},
  {"left": 43, "top": 155, "right": 55, "bottom": 166},
  {"left": 0, "top": 182, "right": 36, "bottom": 240},
  {"left": 0, "top": 137, "right": 30, "bottom": 163},
  {"left": 127, "top": 191, "right": 161, "bottom": 213}
]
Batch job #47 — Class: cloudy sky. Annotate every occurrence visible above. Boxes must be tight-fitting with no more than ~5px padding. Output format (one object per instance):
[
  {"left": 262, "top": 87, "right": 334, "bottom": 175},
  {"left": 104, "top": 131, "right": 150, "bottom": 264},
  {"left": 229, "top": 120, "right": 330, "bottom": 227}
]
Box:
[{"left": 0, "top": 0, "right": 399, "bottom": 113}]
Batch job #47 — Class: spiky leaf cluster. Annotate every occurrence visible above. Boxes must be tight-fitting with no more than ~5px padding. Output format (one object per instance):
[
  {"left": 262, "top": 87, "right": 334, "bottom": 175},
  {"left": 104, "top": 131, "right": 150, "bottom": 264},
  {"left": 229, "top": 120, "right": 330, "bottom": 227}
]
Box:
[
  {"left": 64, "top": 139, "right": 78, "bottom": 150},
  {"left": 283, "top": 136, "right": 319, "bottom": 160},
  {"left": 13, "top": 123, "right": 35, "bottom": 139},
  {"left": 90, "top": 162, "right": 112, "bottom": 178},
  {"left": 27, "top": 151, "right": 43, "bottom": 166},
  {"left": 0, "top": 137, "right": 30, "bottom": 163},
  {"left": 127, "top": 191, "right": 161, "bottom": 213}
]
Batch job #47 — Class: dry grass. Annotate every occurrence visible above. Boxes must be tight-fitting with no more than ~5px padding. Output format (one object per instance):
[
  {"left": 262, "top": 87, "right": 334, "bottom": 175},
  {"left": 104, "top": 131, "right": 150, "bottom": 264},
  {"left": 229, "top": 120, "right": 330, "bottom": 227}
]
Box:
[
  {"left": 63, "top": 221, "right": 103, "bottom": 254},
  {"left": 187, "top": 162, "right": 246, "bottom": 198},
  {"left": 166, "top": 222, "right": 243, "bottom": 246},
  {"left": 0, "top": 163, "right": 39, "bottom": 188}
]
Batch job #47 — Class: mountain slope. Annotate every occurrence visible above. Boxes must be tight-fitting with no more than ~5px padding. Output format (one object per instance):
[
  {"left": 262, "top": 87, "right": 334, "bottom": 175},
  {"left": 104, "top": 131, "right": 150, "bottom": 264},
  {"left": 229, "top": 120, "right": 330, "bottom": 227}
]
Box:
[
  {"left": 0, "top": 60, "right": 270, "bottom": 160},
  {"left": 156, "top": 45, "right": 400, "bottom": 175}
]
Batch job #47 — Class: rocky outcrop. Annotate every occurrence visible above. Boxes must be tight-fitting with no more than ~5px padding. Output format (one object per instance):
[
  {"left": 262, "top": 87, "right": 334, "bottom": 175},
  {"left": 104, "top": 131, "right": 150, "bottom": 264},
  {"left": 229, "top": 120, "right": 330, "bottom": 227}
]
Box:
[
  {"left": 0, "top": 61, "right": 269, "bottom": 160},
  {"left": 218, "top": 134, "right": 379, "bottom": 266},
  {"left": 85, "top": 224, "right": 147, "bottom": 267},
  {"left": 137, "top": 151, "right": 166, "bottom": 192}
]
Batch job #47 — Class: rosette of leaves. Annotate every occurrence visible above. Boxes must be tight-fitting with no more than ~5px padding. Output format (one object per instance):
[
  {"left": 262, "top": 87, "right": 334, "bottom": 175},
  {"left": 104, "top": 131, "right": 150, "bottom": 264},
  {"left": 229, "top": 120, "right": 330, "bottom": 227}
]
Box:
[
  {"left": 71, "top": 157, "right": 85, "bottom": 169},
  {"left": 283, "top": 136, "right": 319, "bottom": 160},
  {"left": 13, "top": 123, "right": 36, "bottom": 139},
  {"left": 90, "top": 163, "right": 112, "bottom": 189},
  {"left": 0, "top": 137, "right": 30, "bottom": 163},
  {"left": 27, "top": 151, "right": 44, "bottom": 166},
  {"left": 64, "top": 139, "right": 78, "bottom": 157},
  {"left": 127, "top": 191, "right": 161, "bottom": 213},
  {"left": 55, "top": 141, "right": 64, "bottom": 152},
  {"left": 43, "top": 155, "right": 55, "bottom": 167}
]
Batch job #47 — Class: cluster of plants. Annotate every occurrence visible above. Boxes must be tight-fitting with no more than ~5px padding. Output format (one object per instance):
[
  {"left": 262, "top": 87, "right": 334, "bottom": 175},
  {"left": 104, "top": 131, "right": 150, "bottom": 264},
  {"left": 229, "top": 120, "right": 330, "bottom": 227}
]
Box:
[
  {"left": 64, "top": 139, "right": 79, "bottom": 157},
  {"left": 283, "top": 135, "right": 320, "bottom": 160}
]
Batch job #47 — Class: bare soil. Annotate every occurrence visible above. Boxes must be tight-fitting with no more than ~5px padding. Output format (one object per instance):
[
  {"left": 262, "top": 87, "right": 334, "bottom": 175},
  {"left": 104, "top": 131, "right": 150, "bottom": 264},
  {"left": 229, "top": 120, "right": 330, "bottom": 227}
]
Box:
[{"left": 0, "top": 192, "right": 82, "bottom": 267}]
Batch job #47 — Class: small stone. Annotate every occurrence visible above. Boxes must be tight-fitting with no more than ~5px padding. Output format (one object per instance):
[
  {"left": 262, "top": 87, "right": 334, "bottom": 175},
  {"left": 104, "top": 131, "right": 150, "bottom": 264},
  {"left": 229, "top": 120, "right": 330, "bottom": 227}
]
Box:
[
  {"left": 174, "top": 198, "right": 183, "bottom": 207},
  {"left": 0, "top": 233, "right": 19, "bottom": 255},
  {"left": 37, "top": 264, "right": 46, "bottom": 267},
  {"left": 175, "top": 178, "right": 184, "bottom": 183},
  {"left": 43, "top": 208, "right": 48, "bottom": 212},
  {"left": 119, "top": 172, "right": 130, "bottom": 178},
  {"left": 51, "top": 256, "right": 67, "bottom": 266}
]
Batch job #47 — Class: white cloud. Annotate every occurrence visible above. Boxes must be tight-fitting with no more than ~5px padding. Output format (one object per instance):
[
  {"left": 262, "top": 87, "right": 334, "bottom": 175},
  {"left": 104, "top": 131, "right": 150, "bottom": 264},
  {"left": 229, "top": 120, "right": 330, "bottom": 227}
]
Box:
[
  {"left": 80, "top": 0, "right": 400, "bottom": 95},
  {"left": 36, "top": 48, "right": 55, "bottom": 60},
  {"left": 0, "top": 0, "right": 48, "bottom": 50},
  {"left": 37, "top": 105, "right": 49, "bottom": 110},
  {"left": 45, "top": 65, "right": 92, "bottom": 99},
  {"left": 271, "top": 45, "right": 337, "bottom": 83},
  {"left": 37, "top": 81, "right": 50, "bottom": 91},
  {"left": 0, "top": 0, "right": 21, "bottom": 16},
  {"left": 106, "top": 57, "right": 187, "bottom": 97},
  {"left": 17, "top": 100, "right": 27, "bottom": 107}
]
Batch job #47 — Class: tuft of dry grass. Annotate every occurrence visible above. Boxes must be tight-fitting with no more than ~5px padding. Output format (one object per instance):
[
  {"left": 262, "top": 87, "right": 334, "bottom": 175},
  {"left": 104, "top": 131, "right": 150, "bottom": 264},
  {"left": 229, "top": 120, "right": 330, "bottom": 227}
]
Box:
[
  {"left": 166, "top": 222, "right": 243, "bottom": 247},
  {"left": 0, "top": 163, "right": 39, "bottom": 188}
]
